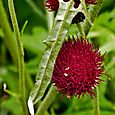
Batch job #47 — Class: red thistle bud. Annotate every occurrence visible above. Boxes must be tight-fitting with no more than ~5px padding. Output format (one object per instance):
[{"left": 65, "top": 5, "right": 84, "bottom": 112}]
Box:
[
  {"left": 85, "top": 0, "right": 97, "bottom": 4},
  {"left": 64, "top": 0, "right": 97, "bottom": 8},
  {"left": 45, "top": 0, "right": 59, "bottom": 11},
  {"left": 73, "top": 0, "right": 80, "bottom": 8},
  {"left": 52, "top": 37, "right": 104, "bottom": 98},
  {"left": 45, "top": 0, "right": 97, "bottom": 11}
]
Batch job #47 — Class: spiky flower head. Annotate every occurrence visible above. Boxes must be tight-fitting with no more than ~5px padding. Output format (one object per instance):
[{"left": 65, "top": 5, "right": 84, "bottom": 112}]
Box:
[{"left": 52, "top": 37, "right": 104, "bottom": 98}]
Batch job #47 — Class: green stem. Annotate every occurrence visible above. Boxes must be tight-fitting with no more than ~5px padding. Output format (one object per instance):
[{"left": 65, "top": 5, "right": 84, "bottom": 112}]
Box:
[
  {"left": 46, "top": 11, "right": 54, "bottom": 32},
  {"left": 83, "top": 0, "right": 103, "bottom": 36},
  {"left": 8, "top": 0, "right": 28, "bottom": 114},
  {"left": 0, "top": 0, "right": 33, "bottom": 93},
  {"left": 77, "top": 22, "right": 85, "bottom": 38},
  {"left": 80, "top": 0, "right": 92, "bottom": 26},
  {"left": 93, "top": 87, "right": 100, "bottom": 115},
  {"left": 0, "top": 0, "right": 18, "bottom": 65},
  {"left": 35, "top": 86, "right": 57, "bottom": 115},
  {"left": 29, "top": 0, "right": 77, "bottom": 104},
  {"left": 81, "top": 1, "right": 103, "bottom": 114}
]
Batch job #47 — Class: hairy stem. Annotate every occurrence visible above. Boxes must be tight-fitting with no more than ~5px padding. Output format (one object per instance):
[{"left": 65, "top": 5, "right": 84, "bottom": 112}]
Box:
[
  {"left": 8, "top": 0, "right": 28, "bottom": 114},
  {"left": 83, "top": 0, "right": 103, "bottom": 36},
  {"left": 93, "top": 87, "right": 100, "bottom": 115},
  {"left": 82, "top": 0, "right": 103, "bottom": 114},
  {"left": 80, "top": 0, "right": 92, "bottom": 26},
  {"left": 0, "top": 0, "right": 33, "bottom": 93},
  {"left": 35, "top": 86, "right": 57, "bottom": 115},
  {"left": 47, "top": 11, "right": 54, "bottom": 32},
  {"left": 77, "top": 22, "right": 85, "bottom": 38},
  {"left": 29, "top": 0, "right": 78, "bottom": 104},
  {"left": 35, "top": 9, "right": 55, "bottom": 115}
]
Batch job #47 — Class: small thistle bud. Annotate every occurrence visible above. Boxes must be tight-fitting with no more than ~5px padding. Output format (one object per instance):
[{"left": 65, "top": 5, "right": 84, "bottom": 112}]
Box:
[
  {"left": 52, "top": 37, "right": 104, "bottom": 98},
  {"left": 73, "top": 0, "right": 80, "bottom": 8},
  {"left": 45, "top": 0, "right": 59, "bottom": 11},
  {"left": 45, "top": 0, "right": 97, "bottom": 11},
  {"left": 63, "top": 0, "right": 97, "bottom": 8},
  {"left": 85, "top": 0, "right": 97, "bottom": 4}
]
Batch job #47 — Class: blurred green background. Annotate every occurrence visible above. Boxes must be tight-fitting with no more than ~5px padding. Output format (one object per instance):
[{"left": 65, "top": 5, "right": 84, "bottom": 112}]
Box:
[{"left": 0, "top": 0, "right": 115, "bottom": 115}]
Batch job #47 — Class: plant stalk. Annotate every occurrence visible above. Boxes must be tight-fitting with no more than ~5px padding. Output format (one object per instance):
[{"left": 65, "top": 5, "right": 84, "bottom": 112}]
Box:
[
  {"left": 81, "top": 0, "right": 103, "bottom": 114},
  {"left": 29, "top": 0, "right": 77, "bottom": 104},
  {"left": 0, "top": 0, "right": 33, "bottom": 94},
  {"left": 35, "top": 85, "right": 57, "bottom": 115},
  {"left": 83, "top": 0, "right": 104, "bottom": 36},
  {"left": 93, "top": 87, "right": 100, "bottom": 115},
  {"left": 46, "top": 11, "right": 54, "bottom": 32},
  {"left": 77, "top": 22, "right": 85, "bottom": 38},
  {"left": 8, "top": 0, "right": 28, "bottom": 114},
  {"left": 80, "top": 0, "right": 92, "bottom": 26}
]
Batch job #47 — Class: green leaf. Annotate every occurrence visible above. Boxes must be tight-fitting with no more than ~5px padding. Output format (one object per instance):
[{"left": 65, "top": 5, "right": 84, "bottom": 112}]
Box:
[
  {"left": 21, "top": 20, "right": 28, "bottom": 36},
  {"left": 29, "top": 1, "right": 82, "bottom": 104}
]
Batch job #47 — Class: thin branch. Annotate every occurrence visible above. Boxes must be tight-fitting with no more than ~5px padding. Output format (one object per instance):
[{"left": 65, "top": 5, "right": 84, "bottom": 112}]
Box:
[
  {"left": 77, "top": 22, "right": 85, "bottom": 38},
  {"left": 35, "top": 86, "right": 57, "bottom": 115},
  {"left": 8, "top": 0, "right": 28, "bottom": 114},
  {"left": 83, "top": 0, "right": 104, "bottom": 36},
  {"left": 93, "top": 87, "right": 100, "bottom": 115}
]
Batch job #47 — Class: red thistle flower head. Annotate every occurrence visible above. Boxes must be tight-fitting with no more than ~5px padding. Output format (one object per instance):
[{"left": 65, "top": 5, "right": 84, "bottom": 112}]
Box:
[
  {"left": 52, "top": 37, "right": 104, "bottom": 98},
  {"left": 45, "top": 0, "right": 59, "bottom": 11}
]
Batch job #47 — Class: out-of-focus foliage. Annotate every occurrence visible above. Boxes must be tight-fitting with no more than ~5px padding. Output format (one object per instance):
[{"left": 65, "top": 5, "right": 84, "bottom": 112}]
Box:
[{"left": 0, "top": 0, "right": 115, "bottom": 115}]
